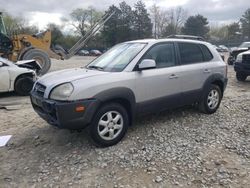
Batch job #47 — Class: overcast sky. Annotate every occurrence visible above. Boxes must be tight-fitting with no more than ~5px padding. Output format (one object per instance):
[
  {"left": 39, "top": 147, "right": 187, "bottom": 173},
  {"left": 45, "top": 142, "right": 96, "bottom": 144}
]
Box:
[{"left": 1, "top": 0, "right": 250, "bottom": 29}]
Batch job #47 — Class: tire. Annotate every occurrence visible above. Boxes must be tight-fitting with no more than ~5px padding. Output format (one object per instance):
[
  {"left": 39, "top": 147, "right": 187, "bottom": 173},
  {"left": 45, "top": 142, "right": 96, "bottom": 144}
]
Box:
[
  {"left": 22, "top": 49, "right": 51, "bottom": 75},
  {"left": 89, "top": 103, "right": 129, "bottom": 147},
  {"left": 236, "top": 72, "right": 247, "bottom": 81},
  {"left": 199, "top": 84, "right": 222, "bottom": 114},
  {"left": 227, "top": 56, "right": 234, "bottom": 65},
  {"left": 14, "top": 76, "right": 34, "bottom": 96}
]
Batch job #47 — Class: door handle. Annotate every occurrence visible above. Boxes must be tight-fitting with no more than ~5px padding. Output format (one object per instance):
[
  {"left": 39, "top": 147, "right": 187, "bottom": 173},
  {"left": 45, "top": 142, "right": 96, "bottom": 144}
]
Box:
[
  {"left": 203, "top": 69, "right": 211, "bottom": 73},
  {"left": 169, "top": 74, "right": 178, "bottom": 79}
]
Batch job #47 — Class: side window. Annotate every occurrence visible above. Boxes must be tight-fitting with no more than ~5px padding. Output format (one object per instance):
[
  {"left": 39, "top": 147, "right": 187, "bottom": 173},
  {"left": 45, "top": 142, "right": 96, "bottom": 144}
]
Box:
[
  {"left": 200, "top": 44, "right": 213, "bottom": 61},
  {"left": 178, "top": 43, "right": 203, "bottom": 65},
  {"left": 142, "top": 43, "right": 176, "bottom": 68}
]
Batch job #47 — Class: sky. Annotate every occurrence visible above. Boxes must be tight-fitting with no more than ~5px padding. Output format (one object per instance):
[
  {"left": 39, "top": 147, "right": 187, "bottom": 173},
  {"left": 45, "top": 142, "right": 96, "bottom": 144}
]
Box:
[{"left": 1, "top": 0, "right": 250, "bottom": 29}]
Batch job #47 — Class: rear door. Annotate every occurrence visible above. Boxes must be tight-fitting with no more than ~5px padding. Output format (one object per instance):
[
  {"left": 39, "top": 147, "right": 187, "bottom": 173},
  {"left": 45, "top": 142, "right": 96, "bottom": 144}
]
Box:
[
  {"left": 0, "top": 62, "right": 10, "bottom": 92},
  {"left": 176, "top": 42, "right": 214, "bottom": 105},
  {"left": 134, "top": 42, "right": 182, "bottom": 114}
]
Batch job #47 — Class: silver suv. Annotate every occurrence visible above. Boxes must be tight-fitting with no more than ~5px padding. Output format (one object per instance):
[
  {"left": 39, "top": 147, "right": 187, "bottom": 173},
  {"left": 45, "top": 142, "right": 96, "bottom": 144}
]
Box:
[{"left": 30, "top": 38, "right": 228, "bottom": 147}]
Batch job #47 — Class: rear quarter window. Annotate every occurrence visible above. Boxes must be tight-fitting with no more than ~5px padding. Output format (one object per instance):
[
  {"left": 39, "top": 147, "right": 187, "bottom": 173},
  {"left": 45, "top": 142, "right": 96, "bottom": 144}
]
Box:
[
  {"left": 178, "top": 42, "right": 203, "bottom": 65},
  {"left": 200, "top": 44, "right": 213, "bottom": 61}
]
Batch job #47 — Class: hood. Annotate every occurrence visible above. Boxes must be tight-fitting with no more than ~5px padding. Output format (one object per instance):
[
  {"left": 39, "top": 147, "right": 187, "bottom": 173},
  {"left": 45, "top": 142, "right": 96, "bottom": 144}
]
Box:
[
  {"left": 38, "top": 68, "right": 108, "bottom": 87},
  {"left": 238, "top": 50, "right": 250, "bottom": 56},
  {"left": 233, "top": 47, "right": 249, "bottom": 52}
]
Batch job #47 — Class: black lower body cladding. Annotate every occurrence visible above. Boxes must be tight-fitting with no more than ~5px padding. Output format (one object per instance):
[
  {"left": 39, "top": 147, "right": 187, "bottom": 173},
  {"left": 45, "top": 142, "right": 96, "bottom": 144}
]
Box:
[{"left": 30, "top": 92, "right": 100, "bottom": 129}]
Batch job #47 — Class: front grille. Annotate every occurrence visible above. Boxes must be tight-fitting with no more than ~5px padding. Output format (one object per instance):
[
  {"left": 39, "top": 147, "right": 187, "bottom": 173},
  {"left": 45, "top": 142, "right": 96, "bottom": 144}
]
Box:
[
  {"left": 243, "top": 54, "right": 250, "bottom": 64},
  {"left": 33, "top": 82, "right": 46, "bottom": 97}
]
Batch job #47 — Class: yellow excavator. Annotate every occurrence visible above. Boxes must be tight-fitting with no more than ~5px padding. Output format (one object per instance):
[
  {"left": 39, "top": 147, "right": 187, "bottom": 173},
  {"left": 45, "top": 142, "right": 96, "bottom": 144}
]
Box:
[{"left": 0, "top": 12, "right": 114, "bottom": 75}]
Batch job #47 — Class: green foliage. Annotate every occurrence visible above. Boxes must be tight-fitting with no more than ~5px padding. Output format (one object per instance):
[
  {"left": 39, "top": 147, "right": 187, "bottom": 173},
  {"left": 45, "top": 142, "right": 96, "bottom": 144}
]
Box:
[
  {"left": 3, "top": 13, "right": 38, "bottom": 36},
  {"left": 227, "top": 22, "right": 241, "bottom": 40},
  {"left": 240, "top": 8, "right": 250, "bottom": 39},
  {"left": 47, "top": 23, "right": 64, "bottom": 45},
  {"left": 133, "top": 1, "right": 152, "bottom": 39},
  {"left": 102, "top": 1, "right": 152, "bottom": 47},
  {"left": 182, "top": 14, "right": 209, "bottom": 38},
  {"left": 68, "top": 7, "right": 102, "bottom": 36}
]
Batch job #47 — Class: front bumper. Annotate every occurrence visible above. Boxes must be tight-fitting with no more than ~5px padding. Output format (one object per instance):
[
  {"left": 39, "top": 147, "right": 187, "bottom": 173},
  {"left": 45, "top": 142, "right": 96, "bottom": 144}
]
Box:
[
  {"left": 234, "top": 62, "right": 250, "bottom": 75},
  {"left": 30, "top": 92, "right": 100, "bottom": 129}
]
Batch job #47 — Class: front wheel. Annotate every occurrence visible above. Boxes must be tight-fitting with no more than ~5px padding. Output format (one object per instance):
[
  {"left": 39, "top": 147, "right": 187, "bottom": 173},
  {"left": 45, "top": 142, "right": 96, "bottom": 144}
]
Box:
[
  {"left": 14, "top": 76, "right": 34, "bottom": 96},
  {"left": 89, "top": 103, "right": 129, "bottom": 147},
  {"left": 199, "top": 84, "right": 222, "bottom": 114},
  {"left": 236, "top": 72, "right": 247, "bottom": 81}
]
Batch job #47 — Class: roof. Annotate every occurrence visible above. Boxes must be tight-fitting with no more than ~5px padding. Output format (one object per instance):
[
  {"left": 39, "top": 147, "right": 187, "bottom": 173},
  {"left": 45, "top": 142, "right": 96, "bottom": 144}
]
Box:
[{"left": 126, "top": 38, "right": 210, "bottom": 46}]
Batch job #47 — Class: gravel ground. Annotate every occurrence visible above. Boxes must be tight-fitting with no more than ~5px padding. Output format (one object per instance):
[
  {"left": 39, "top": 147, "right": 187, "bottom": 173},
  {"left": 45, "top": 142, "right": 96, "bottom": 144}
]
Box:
[{"left": 0, "top": 56, "right": 249, "bottom": 188}]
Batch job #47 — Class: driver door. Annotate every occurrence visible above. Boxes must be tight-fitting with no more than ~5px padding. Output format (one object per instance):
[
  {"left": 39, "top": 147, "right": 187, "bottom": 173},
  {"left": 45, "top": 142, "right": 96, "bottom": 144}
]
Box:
[
  {"left": 134, "top": 43, "right": 182, "bottom": 114},
  {"left": 0, "top": 62, "right": 10, "bottom": 92}
]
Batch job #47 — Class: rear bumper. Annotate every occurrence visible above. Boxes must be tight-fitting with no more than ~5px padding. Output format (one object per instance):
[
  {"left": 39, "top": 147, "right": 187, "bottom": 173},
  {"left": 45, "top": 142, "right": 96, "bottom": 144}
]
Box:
[
  {"left": 234, "top": 62, "right": 250, "bottom": 75},
  {"left": 30, "top": 93, "right": 100, "bottom": 129}
]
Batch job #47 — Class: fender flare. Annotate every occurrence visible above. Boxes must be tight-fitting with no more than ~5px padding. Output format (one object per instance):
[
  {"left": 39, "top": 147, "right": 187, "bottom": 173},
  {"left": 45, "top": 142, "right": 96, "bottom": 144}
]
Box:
[
  {"left": 201, "top": 73, "right": 226, "bottom": 100},
  {"left": 93, "top": 87, "right": 136, "bottom": 124}
]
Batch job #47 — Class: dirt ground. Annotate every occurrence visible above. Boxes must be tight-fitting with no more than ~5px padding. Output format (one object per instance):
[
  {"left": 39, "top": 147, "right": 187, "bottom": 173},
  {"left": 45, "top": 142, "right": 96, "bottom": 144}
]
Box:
[{"left": 0, "top": 55, "right": 249, "bottom": 188}]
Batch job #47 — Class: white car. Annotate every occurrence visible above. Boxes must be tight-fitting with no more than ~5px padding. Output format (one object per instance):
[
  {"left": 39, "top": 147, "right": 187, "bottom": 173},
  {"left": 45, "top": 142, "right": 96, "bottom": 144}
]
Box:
[{"left": 0, "top": 57, "right": 36, "bottom": 95}]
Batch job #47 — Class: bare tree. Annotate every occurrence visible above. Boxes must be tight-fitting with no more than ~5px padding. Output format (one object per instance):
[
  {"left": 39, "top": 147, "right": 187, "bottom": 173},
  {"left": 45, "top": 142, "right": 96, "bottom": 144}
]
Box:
[
  {"left": 163, "top": 7, "right": 187, "bottom": 36},
  {"left": 150, "top": 4, "right": 168, "bottom": 38},
  {"left": 150, "top": 5, "right": 187, "bottom": 38}
]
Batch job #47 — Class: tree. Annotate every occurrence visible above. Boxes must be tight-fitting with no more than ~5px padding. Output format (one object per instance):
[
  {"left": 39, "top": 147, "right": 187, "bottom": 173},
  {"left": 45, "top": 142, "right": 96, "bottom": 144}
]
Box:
[
  {"left": 3, "top": 13, "right": 38, "bottom": 36},
  {"left": 182, "top": 14, "right": 209, "bottom": 38},
  {"left": 227, "top": 22, "right": 241, "bottom": 40},
  {"left": 240, "top": 8, "right": 250, "bottom": 39},
  {"left": 47, "top": 23, "right": 64, "bottom": 46},
  {"left": 68, "top": 7, "right": 102, "bottom": 36},
  {"left": 133, "top": 1, "right": 152, "bottom": 39},
  {"left": 209, "top": 25, "right": 228, "bottom": 43},
  {"left": 163, "top": 7, "right": 186, "bottom": 36},
  {"left": 102, "top": 2, "right": 135, "bottom": 47},
  {"left": 118, "top": 1, "right": 134, "bottom": 42},
  {"left": 102, "top": 5, "right": 121, "bottom": 47},
  {"left": 150, "top": 6, "right": 186, "bottom": 38}
]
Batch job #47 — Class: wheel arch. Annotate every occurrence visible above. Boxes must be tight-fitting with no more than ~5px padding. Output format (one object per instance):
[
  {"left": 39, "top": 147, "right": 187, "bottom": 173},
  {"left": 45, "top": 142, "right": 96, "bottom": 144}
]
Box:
[
  {"left": 14, "top": 72, "right": 34, "bottom": 86},
  {"left": 203, "top": 74, "right": 226, "bottom": 95},
  {"left": 93, "top": 87, "right": 136, "bottom": 126}
]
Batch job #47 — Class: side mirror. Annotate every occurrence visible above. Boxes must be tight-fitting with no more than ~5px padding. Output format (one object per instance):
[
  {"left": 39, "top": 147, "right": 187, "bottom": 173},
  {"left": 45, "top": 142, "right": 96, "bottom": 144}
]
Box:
[{"left": 138, "top": 59, "right": 156, "bottom": 70}]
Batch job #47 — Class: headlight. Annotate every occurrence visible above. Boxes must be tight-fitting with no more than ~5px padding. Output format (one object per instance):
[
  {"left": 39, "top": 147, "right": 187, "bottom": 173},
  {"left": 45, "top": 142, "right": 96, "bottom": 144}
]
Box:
[
  {"left": 50, "top": 83, "right": 74, "bottom": 100},
  {"left": 236, "top": 54, "right": 243, "bottom": 62}
]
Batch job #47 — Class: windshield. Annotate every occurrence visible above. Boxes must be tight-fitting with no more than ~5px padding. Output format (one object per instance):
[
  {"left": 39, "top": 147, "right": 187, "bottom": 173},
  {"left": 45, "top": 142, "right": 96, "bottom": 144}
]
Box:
[
  {"left": 87, "top": 43, "right": 146, "bottom": 72},
  {"left": 239, "top": 42, "right": 250, "bottom": 48}
]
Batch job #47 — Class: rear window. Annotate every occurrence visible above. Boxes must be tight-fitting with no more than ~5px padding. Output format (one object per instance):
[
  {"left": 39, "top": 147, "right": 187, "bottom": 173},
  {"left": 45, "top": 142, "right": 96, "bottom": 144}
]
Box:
[
  {"left": 200, "top": 44, "right": 213, "bottom": 61},
  {"left": 178, "top": 43, "right": 203, "bottom": 65}
]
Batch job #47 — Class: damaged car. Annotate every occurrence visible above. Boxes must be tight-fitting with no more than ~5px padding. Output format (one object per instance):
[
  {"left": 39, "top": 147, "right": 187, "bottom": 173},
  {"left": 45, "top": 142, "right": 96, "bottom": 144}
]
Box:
[
  {"left": 0, "top": 57, "right": 36, "bottom": 95},
  {"left": 228, "top": 42, "right": 250, "bottom": 65}
]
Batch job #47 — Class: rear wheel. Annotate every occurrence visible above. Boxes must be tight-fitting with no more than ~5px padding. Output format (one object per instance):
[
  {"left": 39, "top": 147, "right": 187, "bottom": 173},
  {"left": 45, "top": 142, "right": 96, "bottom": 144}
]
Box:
[
  {"left": 22, "top": 49, "right": 51, "bottom": 75},
  {"left": 199, "top": 84, "right": 222, "bottom": 114},
  {"left": 236, "top": 72, "right": 247, "bottom": 81},
  {"left": 14, "top": 76, "right": 34, "bottom": 96},
  {"left": 89, "top": 103, "right": 129, "bottom": 147}
]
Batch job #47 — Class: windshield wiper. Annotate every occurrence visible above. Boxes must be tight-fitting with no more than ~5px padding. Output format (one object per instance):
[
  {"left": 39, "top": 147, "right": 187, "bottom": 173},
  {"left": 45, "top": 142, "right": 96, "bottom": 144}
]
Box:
[{"left": 87, "top": 65, "right": 104, "bottom": 71}]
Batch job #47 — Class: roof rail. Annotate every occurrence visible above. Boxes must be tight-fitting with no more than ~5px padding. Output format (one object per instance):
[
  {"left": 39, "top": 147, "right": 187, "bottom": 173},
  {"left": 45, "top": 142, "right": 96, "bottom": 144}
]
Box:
[{"left": 166, "top": 35, "right": 205, "bottom": 41}]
